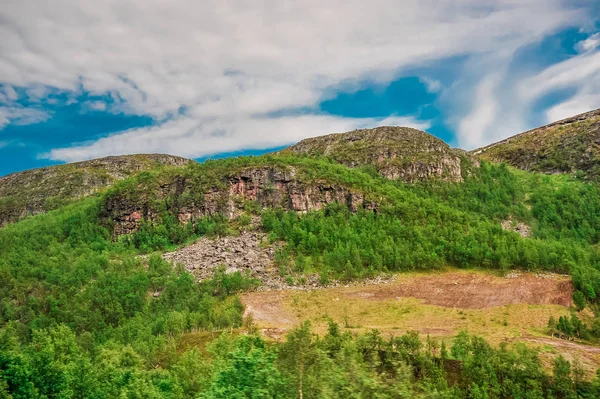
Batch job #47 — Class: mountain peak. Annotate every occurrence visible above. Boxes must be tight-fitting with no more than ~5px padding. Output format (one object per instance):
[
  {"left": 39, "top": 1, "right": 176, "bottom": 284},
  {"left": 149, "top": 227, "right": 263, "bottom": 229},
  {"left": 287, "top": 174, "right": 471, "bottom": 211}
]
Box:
[
  {"left": 288, "top": 126, "right": 478, "bottom": 182},
  {"left": 473, "top": 108, "right": 600, "bottom": 178}
]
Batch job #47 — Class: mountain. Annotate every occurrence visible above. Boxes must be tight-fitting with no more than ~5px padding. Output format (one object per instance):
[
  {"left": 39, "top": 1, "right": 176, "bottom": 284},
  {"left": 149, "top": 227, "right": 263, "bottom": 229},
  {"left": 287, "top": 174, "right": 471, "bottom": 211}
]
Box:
[
  {"left": 2, "top": 116, "right": 600, "bottom": 396},
  {"left": 100, "top": 127, "right": 482, "bottom": 237},
  {"left": 287, "top": 126, "right": 479, "bottom": 182},
  {"left": 473, "top": 108, "right": 600, "bottom": 178},
  {"left": 0, "top": 154, "right": 191, "bottom": 226}
]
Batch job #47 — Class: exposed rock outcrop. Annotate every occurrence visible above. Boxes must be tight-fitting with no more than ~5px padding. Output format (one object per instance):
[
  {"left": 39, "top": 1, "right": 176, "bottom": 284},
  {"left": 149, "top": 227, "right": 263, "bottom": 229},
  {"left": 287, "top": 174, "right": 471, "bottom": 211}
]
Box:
[
  {"left": 287, "top": 126, "right": 479, "bottom": 182},
  {"left": 0, "top": 154, "right": 192, "bottom": 226},
  {"left": 501, "top": 220, "right": 531, "bottom": 238},
  {"left": 103, "top": 165, "right": 378, "bottom": 236}
]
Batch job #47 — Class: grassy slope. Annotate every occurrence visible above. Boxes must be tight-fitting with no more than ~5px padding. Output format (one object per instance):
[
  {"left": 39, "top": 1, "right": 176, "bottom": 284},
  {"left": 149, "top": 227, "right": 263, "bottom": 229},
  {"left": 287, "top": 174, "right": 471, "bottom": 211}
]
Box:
[{"left": 475, "top": 109, "right": 600, "bottom": 179}]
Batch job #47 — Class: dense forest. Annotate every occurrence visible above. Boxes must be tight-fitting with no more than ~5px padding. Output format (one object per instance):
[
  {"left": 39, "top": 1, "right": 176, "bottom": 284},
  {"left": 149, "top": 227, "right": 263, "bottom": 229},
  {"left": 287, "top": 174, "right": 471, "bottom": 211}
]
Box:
[{"left": 2, "top": 153, "right": 600, "bottom": 397}]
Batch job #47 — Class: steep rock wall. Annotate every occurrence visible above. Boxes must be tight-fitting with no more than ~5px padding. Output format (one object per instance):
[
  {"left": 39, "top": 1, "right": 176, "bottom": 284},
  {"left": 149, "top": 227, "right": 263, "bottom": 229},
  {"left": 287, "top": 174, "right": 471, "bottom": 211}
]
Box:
[{"left": 102, "top": 166, "right": 378, "bottom": 236}]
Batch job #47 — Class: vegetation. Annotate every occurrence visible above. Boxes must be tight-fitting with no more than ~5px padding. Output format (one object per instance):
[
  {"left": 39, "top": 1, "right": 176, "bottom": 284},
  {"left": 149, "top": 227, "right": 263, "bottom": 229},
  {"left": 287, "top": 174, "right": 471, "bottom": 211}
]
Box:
[
  {"left": 476, "top": 109, "right": 600, "bottom": 180},
  {"left": 0, "top": 198, "right": 251, "bottom": 397},
  {"left": 0, "top": 154, "right": 189, "bottom": 226},
  {"left": 4, "top": 134, "right": 600, "bottom": 396},
  {"left": 196, "top": 323, "right": 600, "bottom": 398},
  {"left": 259, "top": 161, "right": 600, "bottom": 306},
  {"left": 548, "top": 313, "right": 600, "bottom": 342},
  {"left": 286, "top": 125, "right": 475, "bottom": 182}
]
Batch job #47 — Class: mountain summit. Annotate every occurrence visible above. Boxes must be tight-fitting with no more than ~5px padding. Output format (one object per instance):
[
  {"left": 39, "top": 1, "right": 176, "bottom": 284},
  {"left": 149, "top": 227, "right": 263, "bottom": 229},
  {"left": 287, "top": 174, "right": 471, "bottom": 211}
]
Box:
[
  {"left": 287, "top": 126, "right": 478, "bottom": 182},
  {"left": 473, "top": 108, "right": 600, "bottom": 179}
]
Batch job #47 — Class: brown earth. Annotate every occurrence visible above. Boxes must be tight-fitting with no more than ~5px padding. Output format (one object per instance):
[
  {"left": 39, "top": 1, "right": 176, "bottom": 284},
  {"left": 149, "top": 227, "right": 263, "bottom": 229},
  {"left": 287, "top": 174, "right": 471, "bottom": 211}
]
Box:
[
  {"left": 242, "top": 271, "right": 573, "bottom": 325},
  {"left": 347, "top": 271, "right": 572, "bottom": 308},
  {"left": 240, "top": 270, "right": 600, "bottom": 375}
]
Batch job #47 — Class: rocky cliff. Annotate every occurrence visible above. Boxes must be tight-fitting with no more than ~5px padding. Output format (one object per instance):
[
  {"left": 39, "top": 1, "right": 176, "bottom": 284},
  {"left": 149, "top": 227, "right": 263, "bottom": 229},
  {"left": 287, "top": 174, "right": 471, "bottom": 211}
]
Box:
[
  {"left": 102, "top": 163, "right": 378, "bottom": 236},
  {"left": 0, "top": 154, "right": 191, "bottom": 226},
  {"left": 287, "top": 126, "right": 479, "bottom": 182},
  {"left": 473, "top": 108, "right": 600, "bottom": 178}
]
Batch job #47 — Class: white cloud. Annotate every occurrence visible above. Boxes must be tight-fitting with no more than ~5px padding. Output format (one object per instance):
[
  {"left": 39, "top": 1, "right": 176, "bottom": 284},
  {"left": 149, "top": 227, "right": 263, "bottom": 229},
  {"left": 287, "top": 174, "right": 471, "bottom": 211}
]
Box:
[
  {"left": 46, "top": 114, "right": 429, "bottom": 162},
  {"left": 0, "top": 0, "right": 594, "bottom": 160},
  {"left": 3, "top": 86, "right": 18, "bottom": 101},
  {"left": 82, "top": 101, "right": 107, "bottom": 112},
  {"left": 521, "top": 51, "right": 600, "bottom": 100},
  {"left": 456, "top": 74, "right": 501, "bottom": 149},
  {"left": 577, "top": 32, "right": 600, "bottom": 53},
  {"left": 451, "top": 29, "right": 600, "bottom": 149},
  {"left": 546, "top": 92, "right": 600, "bottom": 122},
  {"left": 419, "top": 77, "right": 442, "bottom": 93},
  {"left": 0, "top": 106, "right": 50, "bottom": 129},
  {"left": 519, "top": 45, "right": 600, "bottom": 125}
]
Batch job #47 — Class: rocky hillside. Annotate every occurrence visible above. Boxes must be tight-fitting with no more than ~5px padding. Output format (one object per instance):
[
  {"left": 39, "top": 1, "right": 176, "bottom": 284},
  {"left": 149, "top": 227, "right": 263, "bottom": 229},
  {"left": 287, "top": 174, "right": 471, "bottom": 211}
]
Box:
[
  {"left": 287, "top": 126, "right": 479, "bottom": 182},
  {"left": 102, "top": 161, "right": 379, "bottom": 236},
  {"left": 0, "top": 154, "right": 191, "bottom": 226},
  {"left": 473, "top": 108, "right": 600, "bottom": 178}
]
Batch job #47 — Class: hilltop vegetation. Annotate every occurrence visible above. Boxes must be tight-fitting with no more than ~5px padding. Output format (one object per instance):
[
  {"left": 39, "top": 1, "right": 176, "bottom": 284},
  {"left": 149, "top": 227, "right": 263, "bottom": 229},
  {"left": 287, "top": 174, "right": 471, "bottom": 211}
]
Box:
[
  {"left": 0, "top": 154, "right": 190, "bottom": 226},
  {"left": 475, "top": 108, "right": 600, "bottom": 180},
  {"left": 1, "top": 150, "right": 600, "bottom": 396},
  {"left": 287, "top": 126, "right": 478, "bottom": 182}
]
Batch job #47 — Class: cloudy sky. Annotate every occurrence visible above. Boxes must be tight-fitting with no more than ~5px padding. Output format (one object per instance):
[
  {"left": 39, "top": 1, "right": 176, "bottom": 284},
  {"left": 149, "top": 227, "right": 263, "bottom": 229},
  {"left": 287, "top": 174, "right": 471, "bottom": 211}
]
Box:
[{"left": 1, "top": 0, "right": 599, "bottom": 175}]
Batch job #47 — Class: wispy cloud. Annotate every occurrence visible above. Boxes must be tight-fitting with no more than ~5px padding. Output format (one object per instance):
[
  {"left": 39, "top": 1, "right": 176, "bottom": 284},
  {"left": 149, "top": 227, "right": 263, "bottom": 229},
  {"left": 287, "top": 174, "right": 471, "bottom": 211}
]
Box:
[
  {"left": 46, "top": 114, "right": 429, "bottom": 162},
  {"left": 451, "top": 28, "right": 600, "bottom": 149},
  {"left": 519, "top": 46, "right": 600, "bottom": 123},
  {"left": 577, "top": 32, "right": 600, "bottom": 53},
  {"left": 0, "top": 106, "right": 50, "bottom": 129},
  {"left": 0, "top": 0, "right": 597, "bottom": 159},
  {"left": 81, "top": 100, "right": 107, "bottom": 112},
  {"left": 419, "top": 77, "right": 442, "bottom": 93}
]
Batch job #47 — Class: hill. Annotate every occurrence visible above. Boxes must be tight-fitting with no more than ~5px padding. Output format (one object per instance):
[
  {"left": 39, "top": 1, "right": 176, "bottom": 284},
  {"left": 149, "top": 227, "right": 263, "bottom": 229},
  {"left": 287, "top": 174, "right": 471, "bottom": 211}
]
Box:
[
  {"left": 473, "top": 108, "right": 600, "bottom": 179},
  {"left": 287, "top": 126, "right": 479, "bottom": 182},
  {"left": 0, "top": 153, "right": 191, "bottom": 226},
  {"left": 2, "top": 117, "right": 600, "bottom": 396}
]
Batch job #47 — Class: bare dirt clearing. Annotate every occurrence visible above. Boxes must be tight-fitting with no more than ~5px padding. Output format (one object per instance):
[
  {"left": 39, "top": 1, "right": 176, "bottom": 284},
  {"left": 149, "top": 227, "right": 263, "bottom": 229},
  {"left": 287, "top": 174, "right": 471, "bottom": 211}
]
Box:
[
  {"left": 350, "top": 271, "right": 573, "bottom": 308},
  {"left": 242, "top": 271, "right": 573, "bottom": 326},
  {"left": 241, "top": 270, "right": 600, "bottom": 376}
]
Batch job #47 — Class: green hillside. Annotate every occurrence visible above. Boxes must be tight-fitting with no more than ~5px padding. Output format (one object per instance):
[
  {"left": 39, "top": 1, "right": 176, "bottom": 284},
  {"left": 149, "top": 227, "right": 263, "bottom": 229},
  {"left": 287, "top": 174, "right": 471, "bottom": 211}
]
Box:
[{"left": 2, "top": 142, "right": 600, "bottom": 396}]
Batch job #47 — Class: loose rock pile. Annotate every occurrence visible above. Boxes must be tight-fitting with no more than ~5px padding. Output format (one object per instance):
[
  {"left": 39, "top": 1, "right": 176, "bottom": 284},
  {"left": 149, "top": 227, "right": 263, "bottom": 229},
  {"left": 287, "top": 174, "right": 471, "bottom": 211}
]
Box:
[
  {"left": 163, "top": 231, "right": 278, "bottom": 280},
  {"left": 162, "top": 232, "right": 400, "bottom": 291}
]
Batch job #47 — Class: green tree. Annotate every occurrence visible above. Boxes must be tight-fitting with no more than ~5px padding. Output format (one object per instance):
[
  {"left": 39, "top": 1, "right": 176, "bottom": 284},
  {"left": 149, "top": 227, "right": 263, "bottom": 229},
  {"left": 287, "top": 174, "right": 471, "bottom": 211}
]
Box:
[
  {"left": 202, "top": 336, "right": 286, "bottom": 399},
  {"left": 573, "top": 291, "right": 587, "bottom": 311},
  {"left": 551, "top": 356, "right": 576, "bottom": 399}
]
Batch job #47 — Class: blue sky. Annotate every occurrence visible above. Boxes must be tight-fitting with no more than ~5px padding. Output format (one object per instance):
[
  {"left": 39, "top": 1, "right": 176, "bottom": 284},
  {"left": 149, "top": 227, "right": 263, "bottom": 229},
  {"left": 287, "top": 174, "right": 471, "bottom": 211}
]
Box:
[{"left": 1, "top": 1, "right": 599, "bottom": 176}]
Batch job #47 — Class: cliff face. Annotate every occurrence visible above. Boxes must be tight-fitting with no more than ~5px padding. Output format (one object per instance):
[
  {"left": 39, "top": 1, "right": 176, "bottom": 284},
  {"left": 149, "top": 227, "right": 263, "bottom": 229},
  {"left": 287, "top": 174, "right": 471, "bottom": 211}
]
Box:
[
  {"left": 0, "top": 154, "right": 191, "bottom": 226},
  {"left": 287, "top": 126, "right": 479, "bottom": 182},
  {"left": 103, "top": 165, "right": 378, "bottom": 236},
  {"left": 473, "top": 108, "right": 600, "bottom": 178}
]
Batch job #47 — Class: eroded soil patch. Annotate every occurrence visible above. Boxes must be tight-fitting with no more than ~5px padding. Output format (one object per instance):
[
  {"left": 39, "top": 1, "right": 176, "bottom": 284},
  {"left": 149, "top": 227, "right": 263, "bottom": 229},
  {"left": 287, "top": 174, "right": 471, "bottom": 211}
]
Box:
[
  {"left": 346, "top": 271, "right": 572, "bottom": 308},
  {"left": 241, "top": 271, "right": 573, "bottom": 330},
  {"left": 241, "top": 271, "right": 600, "bottom": 376}
]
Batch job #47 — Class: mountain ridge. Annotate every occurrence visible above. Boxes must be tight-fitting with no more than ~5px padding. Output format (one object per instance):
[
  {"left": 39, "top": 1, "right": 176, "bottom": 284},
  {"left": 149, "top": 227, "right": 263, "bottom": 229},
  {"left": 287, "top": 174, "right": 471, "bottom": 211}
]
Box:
[
  {"left": 473, "top": 107, "right": 600, "bottom": 178},
  {"left": 0, "top": 153, "right": 191, "bottom": 226},
  {"left": 2, "top": 108, "right": 600, "bottom": 228}
]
